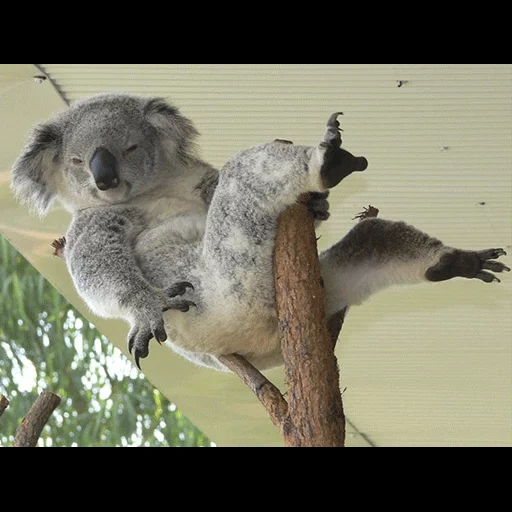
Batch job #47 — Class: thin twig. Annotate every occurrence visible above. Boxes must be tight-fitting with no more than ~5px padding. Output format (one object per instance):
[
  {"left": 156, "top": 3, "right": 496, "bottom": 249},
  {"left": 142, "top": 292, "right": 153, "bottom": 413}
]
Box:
[
  {"left": 353, "top": 205, "right": 379, "bottom": 221},
  {"left": 0, "top": 394, "right": 9, "bottom": 419},
  {"left": 217, "top": 354, "right": 288, "bottom": 430},
  {"left": 51, "top": 237, "right": 66, "bottom": 258},
  {"left": 13, "top": 391, "right": 61, "bottom": 447}
]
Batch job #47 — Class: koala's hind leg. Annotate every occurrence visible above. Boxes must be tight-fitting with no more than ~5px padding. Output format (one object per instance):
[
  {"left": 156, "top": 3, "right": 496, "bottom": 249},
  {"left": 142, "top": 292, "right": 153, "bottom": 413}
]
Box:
[
  {"left": 320, "top": 217, "right": 510, "bottom": 316},
  {"left": 200, "top": 114, "right": 368, "bottom": 309}
]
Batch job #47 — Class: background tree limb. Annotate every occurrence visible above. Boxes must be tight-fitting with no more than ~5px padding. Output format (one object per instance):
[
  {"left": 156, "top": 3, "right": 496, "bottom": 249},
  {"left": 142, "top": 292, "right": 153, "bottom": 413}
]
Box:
[
  {"left": 0, "top": 394, "right": 9, "bottom": 419},
  {"left": 13, "top": 391, "right": 61, "bottom": 447}
]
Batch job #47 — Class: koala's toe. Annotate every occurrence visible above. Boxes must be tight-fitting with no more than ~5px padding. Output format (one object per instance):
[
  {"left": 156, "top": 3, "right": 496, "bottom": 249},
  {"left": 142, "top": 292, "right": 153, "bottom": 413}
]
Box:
[
  {"left": 128, "top": 323, "right": 154, "bottom": 369},
  {"left": 167, "top": 281, "right": 194, "bottom": 297}
]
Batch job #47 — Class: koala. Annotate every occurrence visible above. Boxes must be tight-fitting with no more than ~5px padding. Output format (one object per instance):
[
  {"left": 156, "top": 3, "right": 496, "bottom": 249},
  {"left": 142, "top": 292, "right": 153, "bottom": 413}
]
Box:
[{"left": 11, "top": 93, "right": 510, "bottom": 372}]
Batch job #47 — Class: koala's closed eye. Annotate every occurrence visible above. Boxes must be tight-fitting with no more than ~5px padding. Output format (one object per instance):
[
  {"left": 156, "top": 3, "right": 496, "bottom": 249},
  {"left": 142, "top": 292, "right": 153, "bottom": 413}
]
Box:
[{"left": 124, "top": 144, "right": 139, "bottom": 155}]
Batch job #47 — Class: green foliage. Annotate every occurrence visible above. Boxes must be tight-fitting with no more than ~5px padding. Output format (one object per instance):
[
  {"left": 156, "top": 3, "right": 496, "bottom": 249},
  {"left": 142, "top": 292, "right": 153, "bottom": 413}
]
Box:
[{"left": 0, "top": 234, "right": 212, "bottom": 447}]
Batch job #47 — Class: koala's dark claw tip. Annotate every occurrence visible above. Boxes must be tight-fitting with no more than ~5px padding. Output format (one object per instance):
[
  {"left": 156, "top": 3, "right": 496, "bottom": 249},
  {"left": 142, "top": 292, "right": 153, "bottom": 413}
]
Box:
[
  {"left": 133, "top": 343, "right": 151, "bottom": 370},
  {"left": 154, "top": 327, "right": 167, "bottom": 343},
  {"left": 167, "top": 281, "right": 195, "bottom": 297},
  {"left": 162, "top": 299, "right": 196, "bottom": 313},
  {"left": 327, "top": 112, "right": 344, "bottom": 128},
  {"left": 179, "top": 300, "right": 196, "bottom": 312}
]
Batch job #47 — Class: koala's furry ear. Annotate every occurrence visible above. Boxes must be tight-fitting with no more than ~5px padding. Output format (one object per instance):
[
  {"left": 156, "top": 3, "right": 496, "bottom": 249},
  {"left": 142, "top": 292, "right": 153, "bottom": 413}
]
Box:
[
  {"left": 143, "top": 97, "right": 199, "bottom": 163},
  {"left": 11, "top": 121, "right": 63, "bottom": 216}
]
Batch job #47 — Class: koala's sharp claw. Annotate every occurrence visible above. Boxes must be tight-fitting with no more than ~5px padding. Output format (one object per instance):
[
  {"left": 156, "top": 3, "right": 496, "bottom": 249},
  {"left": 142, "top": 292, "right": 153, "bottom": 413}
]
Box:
[
  {"left": 327, "top": 112, "right": 344, "bottom": 128},
  {"left": 162, "top": 299, "right": 196, "bottom": 313},
  {"left": 477, "top": 248, "right": 507, "bottom": 260},
  {"left": 167, "top": 281, "right": 194, "bottom": 297},
  {"left": 127, "top": 323, "right": 153, "bottom": 369},
  {"left": 177, "top": 300, "right": 196, "bottom": 312},
  {"left": 154, "top": 327, "right": 167, "bottom": 343},
  {"left": 133, "top": 342, "right": 149, "bottom": 369}
]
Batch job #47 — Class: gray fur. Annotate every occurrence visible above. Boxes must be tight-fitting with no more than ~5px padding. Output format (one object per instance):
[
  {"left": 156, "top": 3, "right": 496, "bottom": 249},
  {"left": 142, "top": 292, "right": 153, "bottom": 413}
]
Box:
[{"left": 11, "top": 93, "right": 509, "bottom": 371}]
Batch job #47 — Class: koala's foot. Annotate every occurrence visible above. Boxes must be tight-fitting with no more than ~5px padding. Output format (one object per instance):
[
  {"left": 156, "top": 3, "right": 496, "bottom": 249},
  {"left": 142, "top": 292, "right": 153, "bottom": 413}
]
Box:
[
  {"left": 304, "top": 191, "right": 330, "bottom": 221},
  {"left": 426, "top": 248, "right": 510, "bottom": 283},
  {"left": 128, "top": 282, "right": 196, "bottom": 369},
  {"left": 318, "top": 113, "right": 368, "bottom": 189}
]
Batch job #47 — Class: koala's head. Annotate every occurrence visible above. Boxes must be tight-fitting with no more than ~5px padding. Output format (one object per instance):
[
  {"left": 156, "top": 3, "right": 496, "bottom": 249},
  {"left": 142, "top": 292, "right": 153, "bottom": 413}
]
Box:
[{"left": 11, "top": 93, "right": 199, "bottom": 215}]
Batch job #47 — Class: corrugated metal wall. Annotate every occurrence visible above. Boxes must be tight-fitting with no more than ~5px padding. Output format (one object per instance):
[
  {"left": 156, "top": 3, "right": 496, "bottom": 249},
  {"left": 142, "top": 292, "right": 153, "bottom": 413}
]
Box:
[{"left": 38, "top": 64, "right": 512, "bottom": 446}]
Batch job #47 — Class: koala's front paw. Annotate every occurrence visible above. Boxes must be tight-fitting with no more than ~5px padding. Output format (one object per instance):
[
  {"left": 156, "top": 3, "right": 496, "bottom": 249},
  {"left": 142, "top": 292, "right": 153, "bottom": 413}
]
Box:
[
  {"left": 304, "top": 191, "right": 330, "bottom": 221},
  {"left": 318, "top": 112, "right": 368, "bottom": 189},
  {"left": 128, "top": 282, "right": 196, "bottom": 369}
]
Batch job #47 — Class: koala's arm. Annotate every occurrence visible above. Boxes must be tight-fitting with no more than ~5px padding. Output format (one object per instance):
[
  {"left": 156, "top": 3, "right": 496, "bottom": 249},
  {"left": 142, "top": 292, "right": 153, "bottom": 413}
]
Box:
[{"left": 64, "top": 206, "right": 194, "bottom": 365}]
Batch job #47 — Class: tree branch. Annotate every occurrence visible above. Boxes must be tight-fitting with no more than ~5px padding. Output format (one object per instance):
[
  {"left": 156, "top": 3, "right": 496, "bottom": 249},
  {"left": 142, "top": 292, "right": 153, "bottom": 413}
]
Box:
[
  {"left": 220, "top": 202, "right": 378, "bottom": 445},
  {"left": 274, "top": 194, "right": 345, "bottom": 446},
  {"left": 13, "top": 391, "right": 61, "bottom": 447},
  {"left": 0, "top": 394, "right": 9, "bottom": 419}
]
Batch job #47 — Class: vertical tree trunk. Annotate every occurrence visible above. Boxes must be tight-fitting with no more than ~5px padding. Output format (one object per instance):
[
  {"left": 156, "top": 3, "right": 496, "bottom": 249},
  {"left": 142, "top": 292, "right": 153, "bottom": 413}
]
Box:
[{"left": 273, "top": 194, "right": 345, "bottom": 446}]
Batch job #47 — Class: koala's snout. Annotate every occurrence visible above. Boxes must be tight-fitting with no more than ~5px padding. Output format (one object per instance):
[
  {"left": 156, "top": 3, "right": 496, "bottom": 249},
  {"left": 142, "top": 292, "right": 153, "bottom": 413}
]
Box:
[{"left": 90, "top": 147, "right": 119, "bottom": 191}]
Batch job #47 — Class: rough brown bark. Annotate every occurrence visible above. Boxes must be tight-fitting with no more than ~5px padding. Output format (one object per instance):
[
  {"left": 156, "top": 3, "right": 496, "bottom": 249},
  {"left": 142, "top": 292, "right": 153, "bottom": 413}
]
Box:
[
  {"left": 0, "top": 394, "right": 9, "bottom": 419},
  {"left": 273, "top": 194, "right": 345, "bottom": 446},
  {"left": 13, "top": 391, "right": 61, "bottom": 447}
]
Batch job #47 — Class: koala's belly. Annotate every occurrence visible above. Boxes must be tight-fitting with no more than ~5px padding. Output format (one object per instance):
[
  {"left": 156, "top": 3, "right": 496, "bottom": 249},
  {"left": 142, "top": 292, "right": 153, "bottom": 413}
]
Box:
[
  {"left": 161, "top": 305, "right": 283, "bottom": 371},
  {"left": 133, "top": 217, "right": 284, "bottom": 370},
  {"left": 134, "top": 224, "right": 203, "bottom": 288}
]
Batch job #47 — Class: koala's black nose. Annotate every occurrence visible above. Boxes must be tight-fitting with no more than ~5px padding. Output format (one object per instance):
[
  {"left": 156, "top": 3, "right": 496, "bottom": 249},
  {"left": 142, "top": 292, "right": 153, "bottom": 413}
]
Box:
[{"left": 90, "top": 147, "right": 119, "bottom": 191}]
